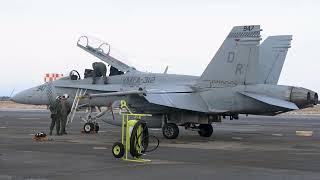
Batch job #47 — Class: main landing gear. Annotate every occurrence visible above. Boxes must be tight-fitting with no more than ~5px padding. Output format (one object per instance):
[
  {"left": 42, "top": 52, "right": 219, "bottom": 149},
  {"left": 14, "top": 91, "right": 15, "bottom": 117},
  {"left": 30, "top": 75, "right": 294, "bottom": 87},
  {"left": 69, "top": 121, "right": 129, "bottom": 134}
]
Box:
[
  {"left": 162, "top": 123, "right": 214, "bottom": 139},
  {"left": 162, "top": 123, "right": 179, "bottom": 139},
  {"left": 197, "top": 124, "right": 213, "bottom": 137}
]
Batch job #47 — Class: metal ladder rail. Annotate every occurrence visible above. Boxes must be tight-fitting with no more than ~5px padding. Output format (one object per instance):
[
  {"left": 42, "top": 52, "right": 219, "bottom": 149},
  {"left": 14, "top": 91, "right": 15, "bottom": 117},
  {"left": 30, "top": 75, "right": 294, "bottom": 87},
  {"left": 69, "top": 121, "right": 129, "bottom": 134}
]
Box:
[{"left": 67, "top": 89, "right": 87, "bottom": 124}]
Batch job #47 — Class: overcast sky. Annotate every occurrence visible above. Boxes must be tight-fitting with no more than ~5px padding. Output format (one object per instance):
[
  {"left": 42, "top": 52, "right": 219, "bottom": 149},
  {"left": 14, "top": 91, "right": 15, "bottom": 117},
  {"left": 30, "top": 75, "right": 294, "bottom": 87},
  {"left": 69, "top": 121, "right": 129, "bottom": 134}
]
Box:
[{"left": 0, "top": 0, "right": 319, "bottom": 96}]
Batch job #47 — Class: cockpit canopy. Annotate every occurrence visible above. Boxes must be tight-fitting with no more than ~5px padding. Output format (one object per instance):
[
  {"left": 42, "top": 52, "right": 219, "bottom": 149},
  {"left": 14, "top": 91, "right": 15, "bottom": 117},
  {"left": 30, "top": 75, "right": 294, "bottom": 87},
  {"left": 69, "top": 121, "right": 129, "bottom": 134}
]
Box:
[{"left": 77, "top": 36, "right": 137, "bottom": 73}]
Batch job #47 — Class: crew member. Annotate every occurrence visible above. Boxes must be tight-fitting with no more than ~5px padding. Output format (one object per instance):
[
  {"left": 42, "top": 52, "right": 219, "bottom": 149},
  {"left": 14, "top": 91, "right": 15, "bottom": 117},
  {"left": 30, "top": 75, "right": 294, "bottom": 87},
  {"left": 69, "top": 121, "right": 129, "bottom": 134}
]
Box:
[
  {"left": 49, "top": 96, "right": 62, "bottom": 135},
  {"left": 92, "top": 62, "right": 107, "bottom": 84},
  {"left": 59, "top": 94, "right": 71, "bottom": 135}
]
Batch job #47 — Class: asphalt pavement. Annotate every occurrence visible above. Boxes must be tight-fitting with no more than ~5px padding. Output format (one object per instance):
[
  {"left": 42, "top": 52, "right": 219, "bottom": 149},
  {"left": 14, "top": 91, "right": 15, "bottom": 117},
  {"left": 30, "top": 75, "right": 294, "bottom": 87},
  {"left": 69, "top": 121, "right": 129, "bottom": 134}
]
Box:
[{"left": 0, "top": 109, "right": 320, "bottom": 180}]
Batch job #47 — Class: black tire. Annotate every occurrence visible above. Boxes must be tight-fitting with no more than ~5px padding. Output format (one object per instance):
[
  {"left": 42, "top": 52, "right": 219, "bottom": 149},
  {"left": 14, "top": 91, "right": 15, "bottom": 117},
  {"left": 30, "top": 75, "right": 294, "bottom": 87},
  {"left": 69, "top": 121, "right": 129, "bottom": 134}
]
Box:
[
  {"left": 112, "top": 142, "right": 125, "bottom": 158},
  {"left": 198, "top": 124, "right": 213, "bottom": 137},
  {"left": 162, "top": 123, "right": 179, "bottom": 139},
  {"left": 83, "top": 122, "right": 94, "bottom": 133},
  {"left": 94, "top": 124, "right": 100, "bottom": 133}
]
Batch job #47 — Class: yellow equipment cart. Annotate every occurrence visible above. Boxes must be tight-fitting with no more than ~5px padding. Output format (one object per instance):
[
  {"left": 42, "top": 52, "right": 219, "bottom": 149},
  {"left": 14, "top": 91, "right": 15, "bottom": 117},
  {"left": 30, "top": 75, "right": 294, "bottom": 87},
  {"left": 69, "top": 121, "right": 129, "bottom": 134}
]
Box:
[{"left": 112, "top": 100, "right": 154, "bottom": 163}]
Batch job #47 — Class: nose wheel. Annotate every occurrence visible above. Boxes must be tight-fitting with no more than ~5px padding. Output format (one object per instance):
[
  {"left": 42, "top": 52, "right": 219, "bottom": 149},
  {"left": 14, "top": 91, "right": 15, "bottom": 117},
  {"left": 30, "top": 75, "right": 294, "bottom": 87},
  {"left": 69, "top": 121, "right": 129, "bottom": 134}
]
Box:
[{"left": 83, "top": 122, "right": 100, "bottom": 133}]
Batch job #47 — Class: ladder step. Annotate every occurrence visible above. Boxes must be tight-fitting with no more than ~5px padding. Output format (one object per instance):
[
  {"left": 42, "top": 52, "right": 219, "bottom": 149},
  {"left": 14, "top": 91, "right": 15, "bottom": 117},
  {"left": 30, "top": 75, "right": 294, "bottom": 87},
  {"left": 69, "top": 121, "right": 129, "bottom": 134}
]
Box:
[{"left": 67, "top": 88, "right": 87, "bottom": 124}]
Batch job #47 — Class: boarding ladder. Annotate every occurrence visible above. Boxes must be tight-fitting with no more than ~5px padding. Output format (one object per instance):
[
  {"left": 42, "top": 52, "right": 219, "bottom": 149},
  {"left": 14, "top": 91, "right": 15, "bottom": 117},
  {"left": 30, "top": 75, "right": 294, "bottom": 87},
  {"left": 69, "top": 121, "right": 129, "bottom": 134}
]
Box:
[{"left": 67, "top": 89, "right": 87, "bottom": 124}]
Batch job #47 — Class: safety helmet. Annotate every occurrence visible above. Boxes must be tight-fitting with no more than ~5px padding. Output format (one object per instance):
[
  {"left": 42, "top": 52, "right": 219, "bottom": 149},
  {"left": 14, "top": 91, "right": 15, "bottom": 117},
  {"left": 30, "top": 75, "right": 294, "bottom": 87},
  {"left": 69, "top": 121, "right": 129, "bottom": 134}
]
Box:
[
  {"left": 56, "top": 96, "right": 61, "bottom": 100},
  {"left": 63, "top": 94, "right": 69, "bottom": 99}
]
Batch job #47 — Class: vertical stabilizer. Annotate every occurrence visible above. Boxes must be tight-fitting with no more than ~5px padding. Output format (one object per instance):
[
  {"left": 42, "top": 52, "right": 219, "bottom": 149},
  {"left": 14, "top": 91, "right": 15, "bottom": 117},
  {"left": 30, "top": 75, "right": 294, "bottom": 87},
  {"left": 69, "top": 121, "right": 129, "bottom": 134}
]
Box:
[
  {"left": 259, "top": 35, "right": 292, "bottom": 84},
  {"left": 197, "top": 25, "right": 262, "bottom": 88}
]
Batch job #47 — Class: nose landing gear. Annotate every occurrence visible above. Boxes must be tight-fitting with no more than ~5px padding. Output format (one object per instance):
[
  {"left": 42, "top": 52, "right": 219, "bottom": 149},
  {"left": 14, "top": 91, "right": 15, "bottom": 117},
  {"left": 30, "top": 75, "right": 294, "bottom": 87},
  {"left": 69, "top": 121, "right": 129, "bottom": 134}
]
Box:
[{"left": 83, "top": 122, "right": 100, "bottom": 133}]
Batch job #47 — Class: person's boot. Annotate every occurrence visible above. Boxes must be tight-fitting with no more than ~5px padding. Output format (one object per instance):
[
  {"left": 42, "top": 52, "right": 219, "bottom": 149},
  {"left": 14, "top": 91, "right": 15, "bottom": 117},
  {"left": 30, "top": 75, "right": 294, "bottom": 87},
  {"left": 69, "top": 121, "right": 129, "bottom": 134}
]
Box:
[{"left": 49, "top": 131, "right": 52, "bottom": 136}]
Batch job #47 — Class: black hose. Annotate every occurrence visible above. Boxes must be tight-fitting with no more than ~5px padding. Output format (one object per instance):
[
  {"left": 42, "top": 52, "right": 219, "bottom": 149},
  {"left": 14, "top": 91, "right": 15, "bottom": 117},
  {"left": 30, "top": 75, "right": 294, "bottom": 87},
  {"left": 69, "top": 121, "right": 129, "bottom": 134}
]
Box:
[
  {"left": 142, "top": 135, "right": 160, "bottom": 153},
  {"left": 129, "top": 120, "right": 159, "bottom": 158}
]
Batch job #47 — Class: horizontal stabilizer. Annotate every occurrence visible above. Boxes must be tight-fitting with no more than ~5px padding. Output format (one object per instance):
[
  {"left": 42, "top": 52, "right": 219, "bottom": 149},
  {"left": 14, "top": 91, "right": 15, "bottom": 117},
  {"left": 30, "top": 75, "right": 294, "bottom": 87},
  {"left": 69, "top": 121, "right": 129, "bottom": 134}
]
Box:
[
  {"left": 145, "top": 93, "right": 208, "bottom": 112},
  {"left": 239, "top": 92, "right": 299, "bottom": 110}
]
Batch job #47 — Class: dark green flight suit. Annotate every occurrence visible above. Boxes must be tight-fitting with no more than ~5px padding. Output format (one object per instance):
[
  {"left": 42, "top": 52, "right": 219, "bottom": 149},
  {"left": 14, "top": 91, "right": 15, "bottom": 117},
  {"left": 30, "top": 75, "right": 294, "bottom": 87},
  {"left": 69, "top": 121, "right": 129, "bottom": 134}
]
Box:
[
  {"left": 49, "top": 98, "right": 62, "bottom": 135},
  {"left": 92, "top": 62, "right": 107, "bottom": 84},
  {"left": 60, "top": 98, "right": 71, "bottom": 135}
]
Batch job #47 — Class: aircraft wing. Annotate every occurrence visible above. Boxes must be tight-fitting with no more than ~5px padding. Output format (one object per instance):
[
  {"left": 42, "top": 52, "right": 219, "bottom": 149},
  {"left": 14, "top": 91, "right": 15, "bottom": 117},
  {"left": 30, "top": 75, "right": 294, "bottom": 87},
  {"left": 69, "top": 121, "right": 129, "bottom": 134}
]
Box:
[
  {"left": 54, "top": 83, "right": 123, "bottom": 92},
  {"left": 239, "top": 91, "right": 299, "bottom": 110},
  {"left": 55, "top": 83, "right": 145, "bottom": 97},
  {"left": 55, "top": 81, "right": 206, "bottom": 111},
  {"left": 77, "top": 36, "right": 137, "bottom": 73},
  {"left": 144, "top": 93, "right": 209, "bottom": 112},
  {"left": 88, "top": 90, "right": 145, "bottom": 97},
  {"left": 146, "top": 85, "right": 194, "bottom": 94},
  {"left": 54, "top": 81, "right": 194, "bottom": 93}
]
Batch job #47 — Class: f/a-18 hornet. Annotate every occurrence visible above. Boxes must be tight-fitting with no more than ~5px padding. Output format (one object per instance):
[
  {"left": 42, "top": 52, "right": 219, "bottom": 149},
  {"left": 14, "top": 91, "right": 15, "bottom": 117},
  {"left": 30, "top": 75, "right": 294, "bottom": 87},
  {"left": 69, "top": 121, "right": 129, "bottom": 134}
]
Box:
[{"left": 13, "top": 25, "right": 318, "bottom": 139}]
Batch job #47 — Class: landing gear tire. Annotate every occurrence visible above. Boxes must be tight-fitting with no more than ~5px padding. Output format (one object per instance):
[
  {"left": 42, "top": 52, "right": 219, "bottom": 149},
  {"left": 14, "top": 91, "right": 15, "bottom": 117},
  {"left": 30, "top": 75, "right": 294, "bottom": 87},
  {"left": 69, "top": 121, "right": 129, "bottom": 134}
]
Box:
[
  {"left": 198, "top": 124, "right": 213, "bottom": 137},
  {"left": 112, "top": 142, "right": 125, "bottom": 158},
  {"left": 162, "top": 123, "right": 179, "bottom": 139},
  {"left": 83, "top": 122, "right": 94, "bottom": 133},
  {"left": 94, "top": 124, "right": 100, "bottom": 133}
]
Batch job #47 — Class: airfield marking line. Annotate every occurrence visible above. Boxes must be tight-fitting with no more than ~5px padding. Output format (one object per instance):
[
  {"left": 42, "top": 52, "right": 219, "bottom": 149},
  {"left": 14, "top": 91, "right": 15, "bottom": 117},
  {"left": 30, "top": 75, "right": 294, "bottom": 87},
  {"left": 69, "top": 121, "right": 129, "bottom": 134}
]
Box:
[
  {"left": 150, "top": 159, "right": 197, "bottom": 165},
  {"left": 272, "top": 133, "right": 283, "bottom": 136},
  {"left": 0, "top": 127, "right": 7, "bottom": 129},
  {"left": 231, "top": 137, "right": 243, "bottom": 140},
  {"left": 18, "top": 117, "right": 41, "bottom": 120},
  {"left": 92, "top": 147, "right": 108, "bottom": 150},
  {"left": 21, "top": 151, "right": 34, "bottom": 153},
  {"left": 296, "top": 131, "right": 313, "bottom": 137}
]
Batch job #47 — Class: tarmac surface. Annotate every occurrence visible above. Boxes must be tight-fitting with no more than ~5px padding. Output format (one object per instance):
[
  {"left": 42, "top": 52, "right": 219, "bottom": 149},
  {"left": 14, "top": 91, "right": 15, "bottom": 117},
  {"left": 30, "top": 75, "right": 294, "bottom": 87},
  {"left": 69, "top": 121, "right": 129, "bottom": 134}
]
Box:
[{"left": 0, "top": 109, "right": 320, "bottom": 180}]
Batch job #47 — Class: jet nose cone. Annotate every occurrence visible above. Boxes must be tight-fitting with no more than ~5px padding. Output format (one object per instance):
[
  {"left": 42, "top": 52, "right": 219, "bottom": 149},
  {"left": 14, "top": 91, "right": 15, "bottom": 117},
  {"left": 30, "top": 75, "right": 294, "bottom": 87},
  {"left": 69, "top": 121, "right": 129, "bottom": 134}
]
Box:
[
  {"left": 11, "top": 85, "right": 48, "bottom": 105},
  {"left": 12, "top": 90, "right": 30, "bottom": 104}
]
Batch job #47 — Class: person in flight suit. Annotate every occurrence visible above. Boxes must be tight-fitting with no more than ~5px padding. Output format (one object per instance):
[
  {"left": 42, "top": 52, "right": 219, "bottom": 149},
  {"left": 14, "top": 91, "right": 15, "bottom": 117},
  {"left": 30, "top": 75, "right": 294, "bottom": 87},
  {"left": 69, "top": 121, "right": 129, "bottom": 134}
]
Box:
[
  {"left": 49, "top": 96, "right": 62, "bottom": 136},
  {"left": 92, "top": 62, "right": 107, "bottom": 84},
  {"left": 59, "top": 94, "right": 71, "bottom": 135}
]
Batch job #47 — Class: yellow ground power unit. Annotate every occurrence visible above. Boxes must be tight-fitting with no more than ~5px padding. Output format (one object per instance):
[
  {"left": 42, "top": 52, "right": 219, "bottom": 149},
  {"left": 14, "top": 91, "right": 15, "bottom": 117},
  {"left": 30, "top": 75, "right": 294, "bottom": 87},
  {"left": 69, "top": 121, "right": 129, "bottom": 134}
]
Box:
[{"left": 112, "top": 100, "right": 159, "bottom": 163}]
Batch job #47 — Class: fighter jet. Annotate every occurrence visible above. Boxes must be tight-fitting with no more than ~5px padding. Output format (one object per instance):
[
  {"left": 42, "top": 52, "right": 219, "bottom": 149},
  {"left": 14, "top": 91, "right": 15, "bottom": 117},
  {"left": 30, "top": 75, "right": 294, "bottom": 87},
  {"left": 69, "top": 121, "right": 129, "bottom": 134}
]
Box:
[{"left": 12, "top": 25, "right": 318, "bottom": 139}]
